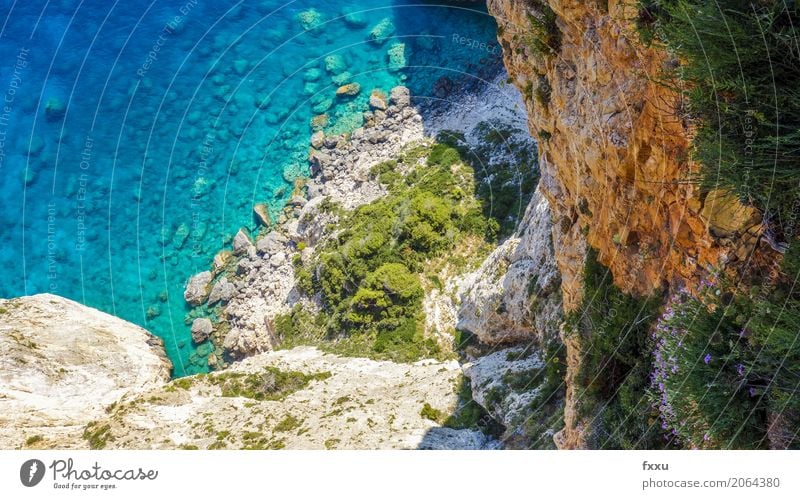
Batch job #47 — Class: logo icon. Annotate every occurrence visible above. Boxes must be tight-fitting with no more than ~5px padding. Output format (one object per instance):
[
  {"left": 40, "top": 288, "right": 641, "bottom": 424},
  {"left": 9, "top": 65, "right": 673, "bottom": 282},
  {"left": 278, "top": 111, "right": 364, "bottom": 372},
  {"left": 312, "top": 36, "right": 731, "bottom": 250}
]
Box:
[{"left": 20, "top": 459, "right": 45, "bottom": 487}]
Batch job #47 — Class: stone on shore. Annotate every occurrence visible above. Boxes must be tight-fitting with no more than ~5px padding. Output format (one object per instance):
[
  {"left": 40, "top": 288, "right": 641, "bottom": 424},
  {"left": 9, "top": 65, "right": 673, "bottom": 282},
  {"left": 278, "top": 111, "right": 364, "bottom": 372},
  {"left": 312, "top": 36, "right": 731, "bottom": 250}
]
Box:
[
  {"left": 389, "top": 86, "right": 411, "bottom": 109},
  {"left": 191, "top": 317, "right": 214, "bottom": 344},
  {"left": 207, "top": 276, "right": 235, "bottom": 305},
  {"left": 184, "top": 271, "right": 213, "bottom": 306},
  {"left": 369, "top": 89, "right": 388, "bottom": 110},
  {"left": 233, "top": 228, "right": 255, "bottom": 257}
]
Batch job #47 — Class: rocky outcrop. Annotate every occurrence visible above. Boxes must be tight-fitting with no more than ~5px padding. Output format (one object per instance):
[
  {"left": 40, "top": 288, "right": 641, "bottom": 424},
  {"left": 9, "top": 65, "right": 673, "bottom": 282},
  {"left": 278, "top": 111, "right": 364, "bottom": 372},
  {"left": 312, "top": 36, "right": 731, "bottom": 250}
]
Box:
[
  {"left": 0, "top": 295, "right": 493, "bottom": 449},
  {"left": 208, "top": 86, "right": 428, "bottom": 362},
  {"left": 458, "top": 186, "right": 561, "bottom": 345},
  {"left": 464, "top": 345, "right": 560, "bottom": 448},
  {"left": 0, "top": 294, "right": 172, "bottom": 449},
  {"left": 487, "top": 0, "right": 765, "bottom": 448},
  {"left": 91, "top": 347, "right": 494, "bottom": 450}
]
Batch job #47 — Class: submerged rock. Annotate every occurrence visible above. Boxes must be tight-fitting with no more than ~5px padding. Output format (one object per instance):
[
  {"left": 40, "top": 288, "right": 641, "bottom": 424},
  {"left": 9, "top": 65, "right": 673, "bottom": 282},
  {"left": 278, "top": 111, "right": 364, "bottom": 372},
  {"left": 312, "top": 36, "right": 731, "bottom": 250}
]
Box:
[
  {"left": 310, "top": 113, "right": 329, "bottom": 130},
  {"left": 297, "top": 8, "right": 323, "bottom": 31},
  {"left": 207, "top": 276, "right": 235, "bottom": 305},
  {"left": 335, "top": 82, "right": 361, "bottom": 97},
  {"left": 324, "top": 54, "right": 346, "bottom": 75},
  {"left": 253, "top": 203, "right": 273, "bottom": 227},
  {"left": 44, "top": 97, "right": 66, "bottom": 122},
  {"left": 342, "top": 8, "right": 367, "bottom": 28},
  {"left": 368, "top": 18, "right": 395, "bottom": 44},
  {"left": 387, "top": 43, "right": 407, "bottom": 72}
]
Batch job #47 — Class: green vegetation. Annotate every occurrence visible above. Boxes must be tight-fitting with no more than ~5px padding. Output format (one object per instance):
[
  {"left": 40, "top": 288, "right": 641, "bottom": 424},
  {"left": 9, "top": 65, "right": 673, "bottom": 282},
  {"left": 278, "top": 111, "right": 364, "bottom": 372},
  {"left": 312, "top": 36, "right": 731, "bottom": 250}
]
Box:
[
  {"left": 442, "top": 376, "right": 491, "bottom": 432},
  {"left": 653, "top": 242, "right": 800, "bottom": 449},
  {"left": 420, "top": 403, "right": 445, "bottom": 423},
  {"left": 514, "top": 338, "right": 567, "bottom": 449},
  {"left": 566, "top": 249, "right": 665, "bottom": 449},
  {"left": 278, "top": 134, "right": 537, "bottom": 363},
  {"left": 524, "top": 2, "right": 561, "bottom": 57},
  {"left": 641, "top": 1, "right": 800, "bottom": 239},
  {"left": 240, "top": 431, "right": 285, "bottom": 450},
  {"left": 83, "top": 422, "right": 113, "bottom": 450},
  {"left": 274, "top": 415, "right": 303, "bottom": 433},
  {"left": 209, "top": 366, "right": 330, "bottom": 401},
  {"left": 25, "top": 435, "right": 43, "bottom": 446}
]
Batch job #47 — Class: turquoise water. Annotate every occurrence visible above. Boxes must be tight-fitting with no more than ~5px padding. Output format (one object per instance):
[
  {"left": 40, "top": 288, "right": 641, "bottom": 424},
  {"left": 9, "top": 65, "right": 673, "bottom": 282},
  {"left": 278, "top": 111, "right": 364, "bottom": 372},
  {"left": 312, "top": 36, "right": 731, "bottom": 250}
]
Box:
[{"left": 0, "top": 0, "right": 501, "bottom": 376}]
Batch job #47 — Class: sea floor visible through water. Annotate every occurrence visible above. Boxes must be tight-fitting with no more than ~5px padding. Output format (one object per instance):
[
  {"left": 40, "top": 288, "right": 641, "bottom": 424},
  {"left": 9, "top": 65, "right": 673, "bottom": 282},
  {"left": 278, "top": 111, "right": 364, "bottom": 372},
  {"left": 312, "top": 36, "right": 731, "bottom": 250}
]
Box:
[{"left": 0, "top": 0, "right": 504, "bottom": 375}]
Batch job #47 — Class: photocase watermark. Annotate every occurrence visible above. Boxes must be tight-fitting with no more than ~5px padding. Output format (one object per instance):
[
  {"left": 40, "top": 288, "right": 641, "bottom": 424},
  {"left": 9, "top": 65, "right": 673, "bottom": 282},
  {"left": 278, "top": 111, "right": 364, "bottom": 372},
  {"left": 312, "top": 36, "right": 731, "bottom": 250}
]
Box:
[
  {"left": 19, "top": 457, "right": 159, "bottom": 490},
  {"left": 0, "top": 46, "right": 30, "bottom": 171},
  {"left": 20, "top": 459, "right": 45, "bottom": 487},
  {"left": 451, "top": 33, "right": 499, "bottom": 55},
  {"left": 136, "top": 0, "right": 199, "bottom": 79}
]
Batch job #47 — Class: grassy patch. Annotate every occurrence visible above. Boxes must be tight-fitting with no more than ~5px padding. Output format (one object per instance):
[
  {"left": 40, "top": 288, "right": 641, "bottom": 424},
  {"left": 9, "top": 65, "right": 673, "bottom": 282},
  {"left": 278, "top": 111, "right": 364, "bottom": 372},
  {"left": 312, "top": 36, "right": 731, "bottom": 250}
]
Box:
[
  {"left": 420, "top": 403, "right": 445, "bottom": 424},
  {"left": 274, "top": 415, "right": 302, "bottom": 433},
  {"left": 25, "top": 435, "right": 43, "bottom": 446},
  {"left": 643, "top": 0, "right": 800, "bottom": 239},
  {"left": 653, "top": 241, "right": 800, "bottom": 449},
  {"left": 83, "top": 422, "right": 112, "bottom": 450},
  {"left": 210, "top": 366, "right": 330, "bottom": 401}
]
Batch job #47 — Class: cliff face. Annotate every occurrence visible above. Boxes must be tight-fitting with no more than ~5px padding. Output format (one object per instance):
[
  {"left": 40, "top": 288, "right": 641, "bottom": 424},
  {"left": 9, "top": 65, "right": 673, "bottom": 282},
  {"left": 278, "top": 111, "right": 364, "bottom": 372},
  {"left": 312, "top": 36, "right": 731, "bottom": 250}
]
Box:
[
  {"left": 487, "top": 0, "right": 762, "bottom": 448},
  {"left": 0, "top": 294, "right": 172, "bottom": 449}
]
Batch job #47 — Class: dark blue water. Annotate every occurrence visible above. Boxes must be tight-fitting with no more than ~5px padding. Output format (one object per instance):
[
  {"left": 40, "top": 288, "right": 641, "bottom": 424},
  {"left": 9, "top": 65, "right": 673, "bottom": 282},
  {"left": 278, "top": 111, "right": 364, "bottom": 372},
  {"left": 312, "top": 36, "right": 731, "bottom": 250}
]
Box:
[{"left": 0, "top": 0, "right": 500, "bottom": 375}]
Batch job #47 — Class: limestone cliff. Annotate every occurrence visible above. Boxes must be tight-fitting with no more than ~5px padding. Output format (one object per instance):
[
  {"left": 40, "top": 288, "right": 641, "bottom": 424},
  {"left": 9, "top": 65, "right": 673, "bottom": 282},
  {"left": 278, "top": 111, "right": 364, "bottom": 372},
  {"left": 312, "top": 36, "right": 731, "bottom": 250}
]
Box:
[
  {"left": 0, "top": 295, "right": 493, "bottom": 450},
  {"left": 0, "top": 294, "right": 172, "bottom": 449},
  {"left": 487, "top": 0, "right": 765, "bottom": 448}
]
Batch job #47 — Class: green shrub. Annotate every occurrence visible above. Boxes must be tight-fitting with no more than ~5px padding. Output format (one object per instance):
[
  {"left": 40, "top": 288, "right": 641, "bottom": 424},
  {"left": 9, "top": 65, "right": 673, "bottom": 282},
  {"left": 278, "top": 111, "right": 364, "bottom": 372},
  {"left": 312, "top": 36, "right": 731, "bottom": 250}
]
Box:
[
  {"left": 420, "top": 403, "right": 445, "bottom": 423},
  {"left": 646, "top": 0, "right": 800, "bottom": 238},
  {"left": 25, "top": 435, "right": 43, "bottom": 446},
  {"left": 211, "top": 366, "right": 330, "bottom": 401},
  {"left": 83, "top": 422, "right": 112, "bottom": 450},
  {"left": 567, "top": 249, "right": 665, "bottom": 449},
  {"left": 274, "top": 415, "right": 302, "bottom": 433},
  {"left": 286, "top": 133, "right": 538, "bottom": 362},
  {"left": 524, "top": 2, "right": 562, "bottom": 57},
  {"left": 653, "top": 242, "right": 800, "bottom": 449}
]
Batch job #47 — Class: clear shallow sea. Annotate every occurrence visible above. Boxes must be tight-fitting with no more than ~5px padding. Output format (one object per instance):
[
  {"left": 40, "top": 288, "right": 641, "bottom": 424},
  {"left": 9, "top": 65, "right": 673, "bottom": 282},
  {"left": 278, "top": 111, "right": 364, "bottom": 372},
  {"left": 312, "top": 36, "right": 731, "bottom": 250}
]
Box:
[{"left": 0, "top": 0, "right": 501, "bottom": 376}]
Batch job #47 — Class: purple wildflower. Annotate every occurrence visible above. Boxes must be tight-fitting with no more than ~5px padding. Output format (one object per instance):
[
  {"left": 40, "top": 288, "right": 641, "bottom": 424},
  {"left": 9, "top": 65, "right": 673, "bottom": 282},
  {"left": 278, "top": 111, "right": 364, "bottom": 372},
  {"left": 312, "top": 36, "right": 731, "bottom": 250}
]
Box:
[
  {"left": 703, "top": 353, "right": 712, "bottom": 364},
  {"left": 736, "top": 364, "right": 745, "bottom": 377}
]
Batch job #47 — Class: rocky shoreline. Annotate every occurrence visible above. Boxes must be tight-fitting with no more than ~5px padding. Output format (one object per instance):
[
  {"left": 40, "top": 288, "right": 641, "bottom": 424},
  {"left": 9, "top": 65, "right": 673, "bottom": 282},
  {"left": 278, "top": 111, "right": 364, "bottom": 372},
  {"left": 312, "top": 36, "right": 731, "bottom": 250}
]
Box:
[
  {"left": 1, "top": 72, "right": 566, "bottom": 450},
  {"left": 174, "top": 72, "right": 566, "bottom": 448},
  {"left": 184, "top": 74, "right": 556, "bottom": 368}
]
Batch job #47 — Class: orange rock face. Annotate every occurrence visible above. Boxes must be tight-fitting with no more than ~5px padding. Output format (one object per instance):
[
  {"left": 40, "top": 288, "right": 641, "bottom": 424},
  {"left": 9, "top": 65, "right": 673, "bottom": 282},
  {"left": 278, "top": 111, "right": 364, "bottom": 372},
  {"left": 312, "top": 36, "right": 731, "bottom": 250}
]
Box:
[{"left": 487, "top": 0, "right": 763, "bottom": 448}]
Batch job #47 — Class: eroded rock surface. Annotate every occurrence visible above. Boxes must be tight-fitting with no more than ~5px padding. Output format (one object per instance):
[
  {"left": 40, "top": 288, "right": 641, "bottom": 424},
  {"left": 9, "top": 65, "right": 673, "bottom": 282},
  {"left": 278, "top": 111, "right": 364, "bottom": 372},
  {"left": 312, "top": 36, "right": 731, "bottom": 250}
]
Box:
[
  {"left": 0, "top": 294, "right": 172, "bottom": 449},
  {"left": 458, "top": 187, "right": 561, "bottom": 345},
  {"left": 94, "top": 347, "right": 493, "bottom": 450}
]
